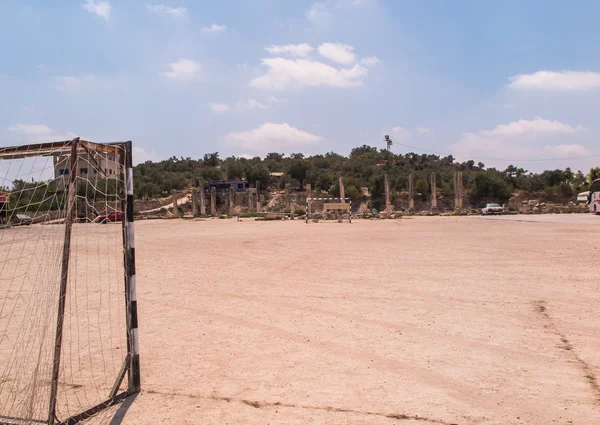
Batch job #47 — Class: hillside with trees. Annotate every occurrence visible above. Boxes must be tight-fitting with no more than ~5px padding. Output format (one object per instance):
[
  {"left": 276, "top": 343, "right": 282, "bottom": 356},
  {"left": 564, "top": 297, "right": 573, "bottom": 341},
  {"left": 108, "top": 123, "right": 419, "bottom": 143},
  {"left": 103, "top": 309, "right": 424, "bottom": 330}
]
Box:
[{"left": 133, "top": 147, "right": 598, "bottom": 211}]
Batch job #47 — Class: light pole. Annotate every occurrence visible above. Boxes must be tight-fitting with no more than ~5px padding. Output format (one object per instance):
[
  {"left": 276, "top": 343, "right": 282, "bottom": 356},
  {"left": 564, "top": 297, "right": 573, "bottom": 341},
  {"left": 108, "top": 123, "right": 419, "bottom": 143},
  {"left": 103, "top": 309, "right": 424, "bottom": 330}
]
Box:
[
  {"left": 383, "top": 135, "right": 393, "bottom": 213},
  {"left": 384, "top": 135, "right": 393, "bottom": 169}
]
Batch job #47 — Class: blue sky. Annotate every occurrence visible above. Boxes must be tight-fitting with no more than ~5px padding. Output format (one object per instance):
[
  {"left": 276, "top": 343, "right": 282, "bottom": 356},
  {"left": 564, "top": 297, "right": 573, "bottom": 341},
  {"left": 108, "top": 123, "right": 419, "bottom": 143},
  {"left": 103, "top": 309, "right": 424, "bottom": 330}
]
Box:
[{"left": 1, "top": 0, "right": 599, "bottom": 172}]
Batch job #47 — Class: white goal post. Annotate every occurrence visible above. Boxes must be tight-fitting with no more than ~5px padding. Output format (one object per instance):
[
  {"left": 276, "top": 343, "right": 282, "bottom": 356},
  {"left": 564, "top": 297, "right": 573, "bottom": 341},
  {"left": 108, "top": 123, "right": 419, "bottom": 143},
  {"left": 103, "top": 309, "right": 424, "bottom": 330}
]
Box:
[
  {"left": 0, "top": 138, "right": 139, "bottom": 425},
  {"left": 305, "top": 197, "right": 352, "bottom": 223}
]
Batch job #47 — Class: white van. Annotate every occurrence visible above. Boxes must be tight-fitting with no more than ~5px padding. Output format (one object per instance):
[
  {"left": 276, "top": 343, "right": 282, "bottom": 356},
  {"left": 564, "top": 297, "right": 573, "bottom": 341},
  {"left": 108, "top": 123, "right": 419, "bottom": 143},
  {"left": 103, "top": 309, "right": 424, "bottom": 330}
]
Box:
[{"left": 589, "top": 179, "right": 600, "bottom": 214}]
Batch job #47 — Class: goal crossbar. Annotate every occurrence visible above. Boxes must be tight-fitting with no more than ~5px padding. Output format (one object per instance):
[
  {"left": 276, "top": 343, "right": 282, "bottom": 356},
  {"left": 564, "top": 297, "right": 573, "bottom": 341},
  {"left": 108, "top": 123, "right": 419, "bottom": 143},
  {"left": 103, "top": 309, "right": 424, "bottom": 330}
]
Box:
[{"left": 0, "top": 139, "right": 125, "bottom": 160}]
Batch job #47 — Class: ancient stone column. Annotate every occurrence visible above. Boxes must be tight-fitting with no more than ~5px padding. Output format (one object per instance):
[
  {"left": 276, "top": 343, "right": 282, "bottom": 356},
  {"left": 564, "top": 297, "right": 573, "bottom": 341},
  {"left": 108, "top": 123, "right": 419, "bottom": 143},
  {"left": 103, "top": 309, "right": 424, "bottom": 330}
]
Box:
[
  {"left": 191, "top": 188, "right": 198, "bottom": 217},
  {"left": 458, "top": 172, "right": 463, "bottom": 210},
  {"left": 210, "top": 186, "right": 216, "bottom": 216},
  {"left": 229, "top": 185, "right": 235, "bottom": 213},
  {"left": 384, "top": 174, "right": 391, "bottom": 212},
  {"left": 248, "top": 188, "right": 254, "bottom": 212},
  {"left": 285, "top": 183, "right": 291, "bottom": 209},
  {"left": 431, "top": 172, "right": 438, "bottom": 210},
  {"left": 306, "top": 183, "right": 312, "bottom": 215},
  {"left": 454, "top": 172, "right": 463, "bottom": 211},
  {"left": 171, "top": 189, "right": 179, "bottom": 217},
  {"left": 408, "top": 174, "right": 415, "bottom": 210},
  {"left": 339, "top": 176, "right": 345, "bottom": 203},
  {"left": 256, "top": 181, "right": 261, "bottom": 212},
  {"left": 199, "top": 182, "right": 206, "bottom": 215}
]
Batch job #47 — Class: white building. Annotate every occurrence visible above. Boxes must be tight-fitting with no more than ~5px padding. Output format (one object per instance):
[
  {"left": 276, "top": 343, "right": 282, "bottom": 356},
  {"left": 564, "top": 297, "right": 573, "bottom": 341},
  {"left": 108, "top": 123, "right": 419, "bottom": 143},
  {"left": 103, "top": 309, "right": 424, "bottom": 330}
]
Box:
[{"left": 53, "top": 151, "right": 120, "bottom": 185}]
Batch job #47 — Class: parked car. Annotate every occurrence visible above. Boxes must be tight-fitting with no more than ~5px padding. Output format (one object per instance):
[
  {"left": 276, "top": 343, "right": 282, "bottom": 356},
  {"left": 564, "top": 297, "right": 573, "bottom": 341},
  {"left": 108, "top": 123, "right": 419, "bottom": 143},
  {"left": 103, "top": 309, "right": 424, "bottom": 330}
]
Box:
[
  {"left": 481, "top": 203, "right": 503, "bottom": 215},
  {"left": 96, "top": 212, "right": 123, "bottom": 224},
  {"left": 12, "top": 214, "right": 33, "bottom": 226}
]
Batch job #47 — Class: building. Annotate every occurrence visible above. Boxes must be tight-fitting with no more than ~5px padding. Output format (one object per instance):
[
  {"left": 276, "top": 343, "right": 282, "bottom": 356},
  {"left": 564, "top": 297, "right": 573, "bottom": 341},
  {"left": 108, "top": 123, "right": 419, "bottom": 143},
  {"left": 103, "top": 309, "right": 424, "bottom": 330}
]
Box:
[
  {"left": 0, "top": 191, "right": 9, "bottom": 224},
  {"left": 205, "top": 179, "right": 249, "bottom": 193},
  {"left": 53, "top": 151, "right": 120, "bottom": 185}
]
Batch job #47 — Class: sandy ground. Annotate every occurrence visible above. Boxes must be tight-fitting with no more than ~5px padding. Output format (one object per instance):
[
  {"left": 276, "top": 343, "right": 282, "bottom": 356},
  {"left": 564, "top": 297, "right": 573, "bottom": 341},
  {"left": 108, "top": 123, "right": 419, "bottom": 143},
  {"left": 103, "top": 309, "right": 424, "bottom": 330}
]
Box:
[
  {"left": 3, "top": 215, "right": 600, "bottom": 424},
  {"left": 103, "top": 215, "right": 599, "bottom": 425}
]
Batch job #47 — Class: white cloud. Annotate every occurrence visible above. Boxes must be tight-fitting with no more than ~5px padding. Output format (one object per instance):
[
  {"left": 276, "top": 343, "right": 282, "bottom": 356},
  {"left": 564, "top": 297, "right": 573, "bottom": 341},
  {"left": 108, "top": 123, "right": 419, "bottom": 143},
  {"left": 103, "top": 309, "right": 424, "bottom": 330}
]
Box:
[
  {"left": 82, "top": 0, "right": 111, "bottom": 20},
  {"left": 237, "top": 99, "right": 268, "bottom": 110},
  {"left": 54, "top": 75, "right": 101, "bottom": 90},
  {"left": 543, "top": 144, "right": 591, "bottom": 157},
  {"left": 508, "top": 71, "right": 600, "bottom": 91},
  {"left": 226, "top": 122, "right": 323, "bottom": 151},
  {"left": 451, "top": 117, "right": 590, "bottom": 167},
  {"left": 250, "top": 57, "right": 368, "bottom": 90},
  {"left": 391, "top": 126, "right": 405, "bottom": 134},
  {"left": 8, "top": 124, "right": 78, "bottom": 144},
  {"left": 306, "top": 2, "right": 329, "bottom": 22},
  {"left": 318, "top": 43, "right": 356, "bottom": 65},
  {"left": 133, "top": 146, "right": 162, "bottom": 164},
  {"left": 23, "top": 105, "right": 35, "bottom": 112},
  {"left": 267, "top": 96, "right": 287, "bottom": 104},
  {"left": 201, "top": 24, "right": 227, "bottom": 33},
  {"left": 146, "top": 4, "right": 187, "bottom": 17},
  {"left": 209, "top": 103, "right": 230, "bottom": 113},
  {"left": 9, "top": 123, "right": 52, "bottom": 135},
  {"left": 265, "top": 43, "right": 313, "bottom": 58},
  {"left": 416, "top": 127, "right": 433, "bottom": 134},
  {"left": 163, "top": 59, "right": 201, "bottom": 79},
  {"left": 480, "top": 117, "right": 585, "bottom": 137},
  {"left": 37, "top": 132, "right": 78, "bottom": 143},
  {"left": 360, "top": 56, "right": 380, "bottom": 66}
]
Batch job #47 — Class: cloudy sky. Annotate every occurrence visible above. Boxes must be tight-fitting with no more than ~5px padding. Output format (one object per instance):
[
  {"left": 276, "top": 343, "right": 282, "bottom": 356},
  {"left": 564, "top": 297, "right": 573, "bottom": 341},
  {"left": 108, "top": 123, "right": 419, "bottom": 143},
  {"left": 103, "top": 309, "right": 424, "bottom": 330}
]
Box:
[{"left": 1, "top": 0, "right": 599, "bottom": 171}]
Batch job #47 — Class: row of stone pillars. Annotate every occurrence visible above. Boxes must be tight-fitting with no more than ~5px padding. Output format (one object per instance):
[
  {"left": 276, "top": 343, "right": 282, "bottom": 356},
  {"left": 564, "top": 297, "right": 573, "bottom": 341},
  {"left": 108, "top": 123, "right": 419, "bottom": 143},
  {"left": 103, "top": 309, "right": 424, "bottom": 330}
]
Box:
[
  {"left": 384, "top": 171, "right": 464, "bottom": 212},
  {"left": 173, "top": 181, "right": 264, "bottom": 217},
  {"left": 171, "top": 171, "right": 465, "bottom": 217}
]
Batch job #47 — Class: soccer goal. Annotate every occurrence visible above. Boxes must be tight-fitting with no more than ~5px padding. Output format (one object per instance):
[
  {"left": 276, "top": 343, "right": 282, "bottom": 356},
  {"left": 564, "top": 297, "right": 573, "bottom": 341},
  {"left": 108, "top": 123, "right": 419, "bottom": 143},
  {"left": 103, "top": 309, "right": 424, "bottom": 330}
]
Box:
[
  {"left": 0, "top": 138, "right": 139, "bottom": 425},
  {"left": 305, "top": 197, "right": 352, "bottom": 223}
]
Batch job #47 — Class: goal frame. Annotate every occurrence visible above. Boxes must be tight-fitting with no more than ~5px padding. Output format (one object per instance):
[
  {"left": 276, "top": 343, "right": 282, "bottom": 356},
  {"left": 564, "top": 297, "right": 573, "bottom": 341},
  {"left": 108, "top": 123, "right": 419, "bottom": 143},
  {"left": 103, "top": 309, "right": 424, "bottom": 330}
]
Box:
[
  {"left": 305, "top": 197, "right": 352, "bottom": 223},
  {"left": 0, "top": 138, "right": 140, "bottom": 425}
]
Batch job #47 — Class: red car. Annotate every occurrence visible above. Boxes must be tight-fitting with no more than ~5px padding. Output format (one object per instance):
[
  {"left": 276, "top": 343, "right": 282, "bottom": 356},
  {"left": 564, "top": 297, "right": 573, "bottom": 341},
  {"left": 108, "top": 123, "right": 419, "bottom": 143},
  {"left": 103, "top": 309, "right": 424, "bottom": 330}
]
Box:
[{"left": 96, "top": 212, "right": 123, "bottom": 224}]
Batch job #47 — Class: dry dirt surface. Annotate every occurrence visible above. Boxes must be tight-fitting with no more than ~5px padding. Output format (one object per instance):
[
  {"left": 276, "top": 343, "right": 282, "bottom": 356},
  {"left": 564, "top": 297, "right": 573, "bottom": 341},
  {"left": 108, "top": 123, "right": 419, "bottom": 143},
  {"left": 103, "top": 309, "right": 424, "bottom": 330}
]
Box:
[{"left": 100, "top": 217, "right": 600, "bottom": 424}]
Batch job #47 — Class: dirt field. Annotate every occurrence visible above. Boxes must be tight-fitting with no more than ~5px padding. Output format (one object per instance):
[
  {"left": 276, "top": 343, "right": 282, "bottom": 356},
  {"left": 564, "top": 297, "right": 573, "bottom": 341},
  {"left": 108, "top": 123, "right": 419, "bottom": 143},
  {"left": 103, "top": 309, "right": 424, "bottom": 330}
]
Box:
[
  {"left": 89, "top": 215, "right": 595, "bottom": 425},
  {"left": 4, "top": 215, "right": 599, "bottom": 425}
]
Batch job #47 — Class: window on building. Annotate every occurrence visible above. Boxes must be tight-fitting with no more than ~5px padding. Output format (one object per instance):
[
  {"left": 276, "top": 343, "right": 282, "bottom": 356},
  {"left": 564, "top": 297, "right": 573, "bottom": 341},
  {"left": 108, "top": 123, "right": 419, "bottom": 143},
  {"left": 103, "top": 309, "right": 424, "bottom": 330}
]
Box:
[
  {"left": 80, "top": 168, "right": 88, "bottom": 174},
  {"left": 59, "top": 169, "right": 69, "bottom": 175}
]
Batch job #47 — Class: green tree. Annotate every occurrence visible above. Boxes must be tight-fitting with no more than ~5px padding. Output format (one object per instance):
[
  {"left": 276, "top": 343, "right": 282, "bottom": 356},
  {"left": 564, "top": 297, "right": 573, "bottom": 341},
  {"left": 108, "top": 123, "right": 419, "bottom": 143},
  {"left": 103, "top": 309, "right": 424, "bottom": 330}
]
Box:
[
  {"left": 203, "top": 152, "right": 220, "bottom": 167},
  {"left": 415, "top": 179, "right": 429, "bottom": 201},
  {"left": 589, "top": 167, "right": 600, "bottom": 185},
  {"left": 469, "top": 172, "right": 512, "bottom": 205}
]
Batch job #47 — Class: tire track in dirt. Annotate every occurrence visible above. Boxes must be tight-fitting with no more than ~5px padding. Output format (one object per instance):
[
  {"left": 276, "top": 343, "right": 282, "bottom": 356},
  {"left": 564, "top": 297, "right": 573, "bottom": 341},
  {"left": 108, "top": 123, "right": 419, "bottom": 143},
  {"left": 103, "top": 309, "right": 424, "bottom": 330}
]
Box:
[
  {"left": 145, "top": 389, "right": 458, "bottom": 424},
  {"left": 173, "top": 303, "right": 498, "bottom": 417},
  {"left": 534, "top": 300, "right": 600, "bottom": 403}
]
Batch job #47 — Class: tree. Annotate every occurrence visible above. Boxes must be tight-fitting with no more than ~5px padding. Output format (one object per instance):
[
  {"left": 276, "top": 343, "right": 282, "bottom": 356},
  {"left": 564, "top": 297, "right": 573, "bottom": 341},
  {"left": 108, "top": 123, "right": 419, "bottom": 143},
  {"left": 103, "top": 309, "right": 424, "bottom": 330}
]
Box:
[
  {"left": 203, "top": 152, "right": 220, "bottom": 167},
  {"left": 289, "top": 159, "right": 309, "bottom": 187},
  {"left": 415, "top": 179, "right": 429, "bottom": 201},
  {"left": 469, "top": 172, "right": 512, "bottom": 205},
  {"left": 589, "top": 167, "right": 600, "bottom": 185},
  {"left": 222, "top": 157, "right": 244, "bottom": 180},
  {"left": 244, "top": 162, "right": 270, "bottom": 187}
]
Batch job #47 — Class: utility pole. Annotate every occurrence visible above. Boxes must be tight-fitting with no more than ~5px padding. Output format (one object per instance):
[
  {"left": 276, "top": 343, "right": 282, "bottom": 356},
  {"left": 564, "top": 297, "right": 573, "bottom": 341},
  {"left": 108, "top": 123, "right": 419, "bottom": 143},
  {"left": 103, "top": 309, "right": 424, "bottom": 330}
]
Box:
[
  {"left": 384, "top": 135, "right": 393, "bottom": 169},
  {"left": 384, "top": 135, "right": 393, "bottom": 212}
]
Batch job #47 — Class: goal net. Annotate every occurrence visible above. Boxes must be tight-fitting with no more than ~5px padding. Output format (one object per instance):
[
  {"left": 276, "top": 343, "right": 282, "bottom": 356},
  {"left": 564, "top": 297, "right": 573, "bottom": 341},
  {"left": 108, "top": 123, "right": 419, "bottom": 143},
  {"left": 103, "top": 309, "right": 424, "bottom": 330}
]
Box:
[
  {"left": 305, "top": 197, "right": 352, "bottom": 223},
  {"left": 0, "top": 139, "right": 139, "bottom": 425}
]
